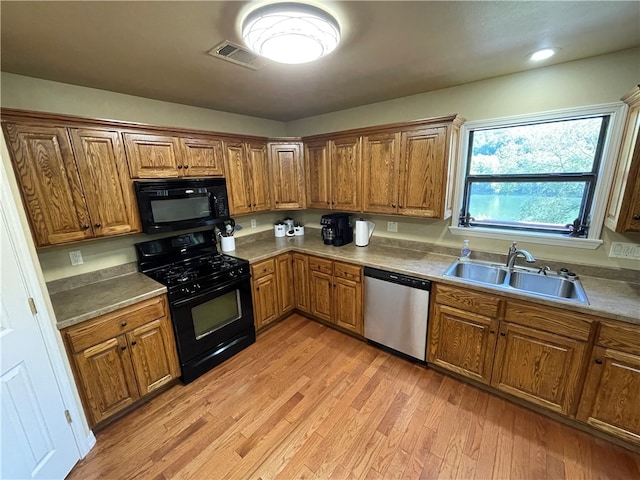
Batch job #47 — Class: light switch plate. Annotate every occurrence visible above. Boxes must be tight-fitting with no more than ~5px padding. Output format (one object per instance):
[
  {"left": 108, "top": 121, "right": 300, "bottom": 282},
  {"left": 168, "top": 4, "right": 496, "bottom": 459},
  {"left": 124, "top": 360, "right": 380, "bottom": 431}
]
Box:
[
  {"left": 387, "top": 221, "right": 398, "bottom": 233},
  {"left": 250, "top": 218, "right": 257, "bottom": 228},
  {"left": 69, "top": 250, "right": 83, "bottom": 266},
  {"left": 608, "top": 242, "right": 640, "bottom": 259}
]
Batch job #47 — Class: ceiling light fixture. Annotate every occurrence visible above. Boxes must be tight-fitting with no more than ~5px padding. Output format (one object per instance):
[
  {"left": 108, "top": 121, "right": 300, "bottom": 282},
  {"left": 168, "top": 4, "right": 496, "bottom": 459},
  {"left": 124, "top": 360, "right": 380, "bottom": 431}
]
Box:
[
  {"left": 529, "top": 48, "right": 557, "bottom": 62},
  {"left": 242, "top": 2, "right": 340, "bottom": 64}
]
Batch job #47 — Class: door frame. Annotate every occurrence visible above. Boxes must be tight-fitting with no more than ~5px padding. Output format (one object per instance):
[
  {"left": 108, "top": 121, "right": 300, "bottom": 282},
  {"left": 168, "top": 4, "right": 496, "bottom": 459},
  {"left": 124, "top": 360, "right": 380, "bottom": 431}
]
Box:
[{"left": 1, "top": 136, "right": 96, "bottom": 457}]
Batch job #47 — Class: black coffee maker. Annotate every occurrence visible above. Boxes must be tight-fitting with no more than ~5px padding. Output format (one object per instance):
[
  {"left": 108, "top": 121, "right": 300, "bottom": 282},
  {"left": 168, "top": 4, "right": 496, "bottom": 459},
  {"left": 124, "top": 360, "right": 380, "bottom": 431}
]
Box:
[{"left": 320, "top": 213, "right": 353, "bottom": 246}]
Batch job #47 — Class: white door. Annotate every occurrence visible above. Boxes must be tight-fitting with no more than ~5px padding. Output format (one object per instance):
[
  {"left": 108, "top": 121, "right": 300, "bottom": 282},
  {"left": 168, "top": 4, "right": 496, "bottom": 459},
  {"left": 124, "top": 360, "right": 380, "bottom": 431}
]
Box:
[{"left": 0, "top": 207, "right": 80, "bottom": 479}]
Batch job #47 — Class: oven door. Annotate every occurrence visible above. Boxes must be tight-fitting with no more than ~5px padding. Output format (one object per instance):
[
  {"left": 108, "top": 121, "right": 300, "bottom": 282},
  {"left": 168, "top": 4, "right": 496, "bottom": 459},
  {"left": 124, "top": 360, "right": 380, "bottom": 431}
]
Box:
[{"left": 169, "top": 276, "right": 254, "bottom": 364}]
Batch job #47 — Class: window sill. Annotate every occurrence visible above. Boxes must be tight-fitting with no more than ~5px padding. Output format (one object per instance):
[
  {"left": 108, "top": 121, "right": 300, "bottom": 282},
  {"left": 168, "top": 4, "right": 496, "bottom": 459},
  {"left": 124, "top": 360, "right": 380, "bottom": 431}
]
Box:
[{"left": 448, "top": 226, "right": 603, "bottom": 250}]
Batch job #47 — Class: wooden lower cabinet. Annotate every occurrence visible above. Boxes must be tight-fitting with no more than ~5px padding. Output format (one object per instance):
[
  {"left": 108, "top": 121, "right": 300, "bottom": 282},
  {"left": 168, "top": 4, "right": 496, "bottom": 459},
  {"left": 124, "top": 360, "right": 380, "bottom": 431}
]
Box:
[
  {"left": 62, "top": 295, "right": 180, "bottom": 427},
  {"left": 428, "top": 303, "right": 498, "bottom": 384},
  {"left": 491, "top": 322, "right": 586, "bottom": 415},
  {"left": 308, "top": 256, "right": 363, "bottom": 335},
  {"left": 251, "top": 254, "right": 294, "bottom": 331},
  {"left": 292, "top": 253, "right": 311, "bottom": 313},
  {"left": 577, "top": 321, "right": 640, "bottom": 445}
]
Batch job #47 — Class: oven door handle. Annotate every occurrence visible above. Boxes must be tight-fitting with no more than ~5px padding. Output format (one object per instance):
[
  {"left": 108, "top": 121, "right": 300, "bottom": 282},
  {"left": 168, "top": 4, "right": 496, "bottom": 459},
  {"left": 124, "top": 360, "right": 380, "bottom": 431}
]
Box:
[{"left": 171, "top": 277, "right": 249, "bottom": 308}]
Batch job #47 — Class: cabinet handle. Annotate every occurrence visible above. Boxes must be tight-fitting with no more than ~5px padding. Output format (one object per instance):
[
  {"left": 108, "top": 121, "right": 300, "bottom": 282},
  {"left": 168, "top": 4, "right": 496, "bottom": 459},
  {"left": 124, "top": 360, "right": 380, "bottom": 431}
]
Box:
[
  {"left": 121, "top": 321, "right": 127, "bottom": 327},
  {"left": 256, "top": 287, "right": 260, "bottom": 291},
  {"left": 489, "top": 329, "right": 495, "bottom": 334},
  {"left": 131, "top": 341, "right": 137, "bottom": 346},
  {"left": 253, "top": 203, "right": 256, "bottom": 207},
  {"left": 391, "top": 204, "right": 396, "bottom": 208},
  {"left": 595, "top": 358, "right": 603, "bottom": 364},
  {"left": 247, "top": 203, "right": 251, "bottom": 207},
  {"left": 121, "top": 345, "right": 127, "bottom": 351},
  {"left": 399, "top": 205, "right": 404, "bottom": 208},
  {"left": 184, "top": 165, "right": 189, "bottom": 169},
  {"left": 633, "top": 215, "right": 640, "bottom": 220},
  {"left": 177, "top": 165, "right": 183, "bottom": 169},
  {"left": 81, "top": 224, "right": 90, "bottom": 230},
  {"left": 95, "top": 223, "right": 102, "bottom": 228},
  {"left": 275, "top": 201, "right": 279, "bottom": 204},
  {"left": 326, "top": 201, "right": 330, "bottom": 205},
  {"left": 500, "top": 332, "right": 506, "bottom": 336}
]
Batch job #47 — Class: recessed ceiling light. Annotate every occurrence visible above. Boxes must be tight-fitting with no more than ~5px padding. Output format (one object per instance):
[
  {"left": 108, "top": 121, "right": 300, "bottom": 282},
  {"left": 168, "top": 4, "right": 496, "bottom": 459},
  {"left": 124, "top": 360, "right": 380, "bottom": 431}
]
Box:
[
  {"left": 529, "top": 48, "right": 557, "bottom": 62},
  {"left": 242, "top": 2, "right": 341, "bottom": 64}
]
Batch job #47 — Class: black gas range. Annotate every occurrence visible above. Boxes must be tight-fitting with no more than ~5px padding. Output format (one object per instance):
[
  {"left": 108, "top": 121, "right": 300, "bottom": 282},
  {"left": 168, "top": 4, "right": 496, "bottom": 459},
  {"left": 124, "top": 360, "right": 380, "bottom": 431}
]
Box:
[{"left": 135, "top": 231, "right": 255, "bottom": 383}]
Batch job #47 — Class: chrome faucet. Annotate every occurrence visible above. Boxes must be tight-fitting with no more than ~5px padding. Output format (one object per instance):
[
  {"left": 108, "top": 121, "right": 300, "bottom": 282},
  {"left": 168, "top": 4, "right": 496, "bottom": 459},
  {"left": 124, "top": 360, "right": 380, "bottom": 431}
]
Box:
[{"left": 506, "top": 242, "right": 536, "bottom": 269}]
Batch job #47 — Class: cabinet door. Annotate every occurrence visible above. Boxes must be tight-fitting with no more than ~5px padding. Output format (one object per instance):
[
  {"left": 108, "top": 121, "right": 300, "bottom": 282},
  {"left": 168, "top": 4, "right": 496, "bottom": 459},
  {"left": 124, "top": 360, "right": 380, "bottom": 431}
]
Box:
[
  {"left": 309, "top": 270, "right": 332, "bottom": 322},
  {"left": 292, "top": 253, "right": 311, "bottom": 313},
  {"left": 253, "top": 273, "right": 279, "bottom": 330},
  {"left": 247, "top": 141, "right": 271, "bottom": 212},
  {"left": 331, "top": 136, "right": 361, "bottom": 211},
  {"left": 491, "top": 322, "right": 586, "bottom": 415},
  {"left": 305, "top": 140, "right": 331, "bottom": 208},
  {"left": 362, "top": 132, "right": 400, "bottom": 214},
  {"left": 123, "top": 133, "right": 182, "bottom": 178},
  {"left": 428, "top": 304, "right": 498, "bottom": 384},
  {"left": 70, "top": 128, "right": 140, "bottom": 237},
  {"left": 398, "top": 127, "right": 447, "bottom": 217},
  {"left": 577, "top": 347, "right": 640, "bottom": 444},
  {"left": 179, "top": 137, "right": 224, "bottom": 177},
  {"left": 270, "top": 143, "right": 305, "bottom": 209},
  {"left": 73, "top": 336, "right": 140, "bottom": 425},
  {"left": 127, "top": 318, "right": 180, "bottom": 396},
  {"left": 276, "top": 253, "right": 295, "bottom": 315},
  {"left": 333, "top": 277, "right": 363, "bottom": 335},
  {"left": 224, "top": 141, "right": 252, "bottom": 215},
  {"left": 3, "top": 123, "right": 93, "bottom": 246}
]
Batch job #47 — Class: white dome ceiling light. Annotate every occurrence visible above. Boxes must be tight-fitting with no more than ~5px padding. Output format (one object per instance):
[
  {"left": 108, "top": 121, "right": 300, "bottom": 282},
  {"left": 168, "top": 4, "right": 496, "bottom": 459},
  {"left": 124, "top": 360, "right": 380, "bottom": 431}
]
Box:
[
  {"left": 242, "top": 2, "right": 341, "bottom": 64},
  {"left": 529, "top": 48, "right": 557, "bottom": 62}
]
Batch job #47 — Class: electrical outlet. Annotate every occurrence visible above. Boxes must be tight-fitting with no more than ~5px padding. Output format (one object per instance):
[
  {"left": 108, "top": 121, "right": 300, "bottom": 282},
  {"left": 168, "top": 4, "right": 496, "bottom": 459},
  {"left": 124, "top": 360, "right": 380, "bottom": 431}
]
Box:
[
  {"left": 69, "top": 250, "right": 83, "bottom": 266},
  {"left": 608, "top": 242, "right": 640, "bottom": 259},
  {"left": 387, "top": 221, "right": 398, "bottom": 233},
  {"left": 250, "top": 218, "right": 257, "bottom": 228}
]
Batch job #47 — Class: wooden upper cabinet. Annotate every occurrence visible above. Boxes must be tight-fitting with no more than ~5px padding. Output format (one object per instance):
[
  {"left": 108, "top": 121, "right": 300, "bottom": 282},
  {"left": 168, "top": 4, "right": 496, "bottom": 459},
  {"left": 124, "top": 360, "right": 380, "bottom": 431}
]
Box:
[
  {"left": 179, "top": 137, "right": 224, "bottom": 177},
  {"left": 362, "top": 131, "right": 401, "bottom": 214},
  {"left": 123, "top": 133, "right": 183, "bottom": 178},
  {"left": 269, "top": 142, "right": 305, "bottom": 210},
  {"left": 305, "top": 140, "right": 331, "bottom": 209},
  {"left": 223, "top": 140, "right": 270, "bottom": 215},
  {"left": 398, "top": 126, "right": 448, "bottom": 217},
  {"left": 70, "top": 128, "right": 140, "bottom": 237},
  {"left": 3, "top": 123, "right": 93, "bottom": 246},
  {"left": 605, "top": 85, "right": 640, "bottom": 232},
  {"left": 330, "top": 135, "right": 361, "bottom": 211}
]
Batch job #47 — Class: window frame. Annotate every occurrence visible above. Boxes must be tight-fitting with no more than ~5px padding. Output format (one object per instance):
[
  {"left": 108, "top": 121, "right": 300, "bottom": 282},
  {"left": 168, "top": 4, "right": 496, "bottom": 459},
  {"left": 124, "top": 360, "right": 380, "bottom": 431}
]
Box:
[{"left": 449, "top": 102, "right": 627, "bottom": 249}]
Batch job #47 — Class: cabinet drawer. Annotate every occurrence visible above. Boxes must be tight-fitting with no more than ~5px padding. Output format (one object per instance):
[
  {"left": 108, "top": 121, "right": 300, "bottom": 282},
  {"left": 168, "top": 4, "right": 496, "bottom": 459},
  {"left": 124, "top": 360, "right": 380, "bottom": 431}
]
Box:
[
  {"left": 251, "top": 258, "right": 276, "bottom": 279},
  {"left": 503, "top": 300, "right": 593, "bottom": 341},
  {"left": 597, "top": 321, "right": 640, "bottom": 355},
  {"left": 433, "top": 283, "right": 500, "bottom": 317},
  {"left": 309, "top": 256, "right": 333, "bottom": 275},
  {"left": 65, "top": 296, "right": 167, "bottom": 353},
  {"left": 334, "top": 262, "right": 361, "bottom": 282}
]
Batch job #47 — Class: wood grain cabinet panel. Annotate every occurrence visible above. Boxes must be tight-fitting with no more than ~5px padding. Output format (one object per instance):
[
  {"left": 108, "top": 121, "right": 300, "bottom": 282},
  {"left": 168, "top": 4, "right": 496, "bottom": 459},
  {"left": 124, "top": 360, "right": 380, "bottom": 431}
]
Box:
[
  {"left": 269, "top": 142, "right": 305, "bottom": 210},
  {"left": 123, "top": 133, "right": 182, "bottom": 178},
  {"left": 577, "top": 346, "right": 640, "bottom": 445},
  {"left": 428, "top": 304, "right": 498, "bottom": 384},
  {"left": 398, "top": 127, "right": 448, "bottom": 217},
  {"left": 252, "top": 273, "right": 279, "bottom": 330},
  {"left": 276, "top": 253, "right": 295, "bottom": 315},
  {"left": 292, "top": 253, "right": 311, "bottom": 314},
  {"left": 491, "top": 322, "right": 587, "bottom": 415},
  {"left": 224, "top": 140, "right": 270, "bottom": 215},
  {"left": 309, "top": 269, "right": 333, "bottom": 322},
  {"left": 305, "top": 140, "right": 331, "bottom": 208},
  {"left": 333, "top": 277, "right": 363, "bottom": 335},
  {"left": 362, "top": 132, "right": 400, "bottom": 214},
  {"left": 330, "top": 136, "right": 362, "bottom": 211},
  {"left": 3, "top": 123, "right": 140, "bottom": 246},
  {"left": 179, "top": 137, "right": 224, "bottom": 177},
  {"left": 62, "top": 295, "right": 180, "bottom": 427}
]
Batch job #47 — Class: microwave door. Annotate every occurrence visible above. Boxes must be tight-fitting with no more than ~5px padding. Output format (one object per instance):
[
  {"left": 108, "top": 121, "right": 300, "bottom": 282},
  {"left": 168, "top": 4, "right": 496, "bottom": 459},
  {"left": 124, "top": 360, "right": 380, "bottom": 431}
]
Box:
[{"left": 148, "top": 192, "right": 214, "bottom": 231}]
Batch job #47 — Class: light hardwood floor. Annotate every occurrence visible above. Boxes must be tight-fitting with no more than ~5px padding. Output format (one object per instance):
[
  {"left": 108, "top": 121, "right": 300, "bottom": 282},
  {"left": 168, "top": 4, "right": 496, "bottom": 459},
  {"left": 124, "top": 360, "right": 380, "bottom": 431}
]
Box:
[{"left": 67, "top": 314, "right": 640, "bottom": 479}]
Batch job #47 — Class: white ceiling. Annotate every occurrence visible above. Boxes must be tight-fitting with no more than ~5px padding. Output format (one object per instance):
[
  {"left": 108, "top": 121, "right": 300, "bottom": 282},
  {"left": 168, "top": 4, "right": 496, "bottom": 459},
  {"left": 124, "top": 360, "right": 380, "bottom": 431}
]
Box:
[{"left": 1, "top": 1, "right": 639, "bottom": 122}]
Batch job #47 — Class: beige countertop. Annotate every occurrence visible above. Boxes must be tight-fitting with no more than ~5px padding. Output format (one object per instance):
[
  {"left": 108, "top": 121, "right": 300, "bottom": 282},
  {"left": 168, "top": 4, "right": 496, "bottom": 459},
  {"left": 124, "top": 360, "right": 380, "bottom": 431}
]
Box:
[
  {"left": 51, "top": 272, "right": 166, "bottom": 330},
  {"left": 227, "top": 234, "right": 640, "bottom": 326},
  {"left": 50, "top": 232, "right": 639, "bottom": 330}
]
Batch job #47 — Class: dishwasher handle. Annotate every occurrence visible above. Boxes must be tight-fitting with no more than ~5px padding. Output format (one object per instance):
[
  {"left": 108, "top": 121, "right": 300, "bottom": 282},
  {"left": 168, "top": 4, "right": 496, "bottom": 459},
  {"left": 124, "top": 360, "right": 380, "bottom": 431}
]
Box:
[{"left": 364, "top": 267, "right": 431, "bottom": 290}]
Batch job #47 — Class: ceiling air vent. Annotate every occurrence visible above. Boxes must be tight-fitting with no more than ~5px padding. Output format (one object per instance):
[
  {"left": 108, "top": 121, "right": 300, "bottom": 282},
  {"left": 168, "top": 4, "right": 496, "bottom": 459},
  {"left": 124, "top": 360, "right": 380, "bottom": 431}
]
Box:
[{"left": 208, "top": 41, "right": 265, "bottom": 70}]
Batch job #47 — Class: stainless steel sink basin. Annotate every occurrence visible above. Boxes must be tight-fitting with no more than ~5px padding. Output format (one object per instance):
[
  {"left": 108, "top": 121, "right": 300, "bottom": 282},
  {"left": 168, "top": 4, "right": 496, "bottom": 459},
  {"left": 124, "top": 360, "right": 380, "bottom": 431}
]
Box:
[
  {"left": 443, "top": 259, "right": 589, "bottom": 304},
  {"left": 447, "top": 262, "right": 507, "bottom": 285}
]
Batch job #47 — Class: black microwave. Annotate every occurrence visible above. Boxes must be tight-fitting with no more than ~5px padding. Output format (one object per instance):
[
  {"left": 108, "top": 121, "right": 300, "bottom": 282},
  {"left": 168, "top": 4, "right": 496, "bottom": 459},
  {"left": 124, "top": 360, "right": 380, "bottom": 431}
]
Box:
[{"left": 134, "top": 178, "right": 230, "bottom": 233}]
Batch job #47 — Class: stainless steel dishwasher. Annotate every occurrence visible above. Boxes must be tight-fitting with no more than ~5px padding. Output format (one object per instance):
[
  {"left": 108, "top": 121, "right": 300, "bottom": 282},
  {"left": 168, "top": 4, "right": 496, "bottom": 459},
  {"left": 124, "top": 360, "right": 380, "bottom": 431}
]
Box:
[{"left": 364, "top": 267, "right": 431, "bottom": 361}]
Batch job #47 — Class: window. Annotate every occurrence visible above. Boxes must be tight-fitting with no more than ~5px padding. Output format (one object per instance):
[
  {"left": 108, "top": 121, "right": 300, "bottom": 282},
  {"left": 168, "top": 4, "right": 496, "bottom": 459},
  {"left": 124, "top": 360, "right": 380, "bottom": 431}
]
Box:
[{"left": 451, "top": 104, "right": 626, "bottom": 248}]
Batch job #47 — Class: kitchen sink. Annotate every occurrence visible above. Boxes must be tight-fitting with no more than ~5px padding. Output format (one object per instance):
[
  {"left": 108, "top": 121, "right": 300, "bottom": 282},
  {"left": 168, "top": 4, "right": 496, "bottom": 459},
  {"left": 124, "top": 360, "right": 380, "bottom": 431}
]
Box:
[{"left": 443, "top": 259, "right": 589, "bottom": 304}]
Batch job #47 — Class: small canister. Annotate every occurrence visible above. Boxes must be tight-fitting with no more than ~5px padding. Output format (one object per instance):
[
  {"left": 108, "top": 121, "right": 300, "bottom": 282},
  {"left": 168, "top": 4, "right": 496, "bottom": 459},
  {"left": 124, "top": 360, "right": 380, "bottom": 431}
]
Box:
[{"left": 274, "top": 224, "right": 286, "bottom": 237}]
